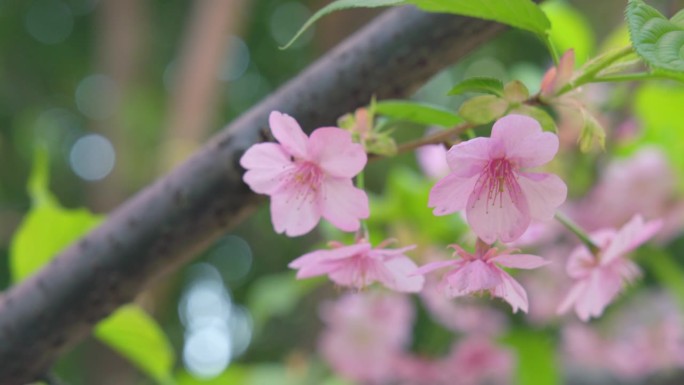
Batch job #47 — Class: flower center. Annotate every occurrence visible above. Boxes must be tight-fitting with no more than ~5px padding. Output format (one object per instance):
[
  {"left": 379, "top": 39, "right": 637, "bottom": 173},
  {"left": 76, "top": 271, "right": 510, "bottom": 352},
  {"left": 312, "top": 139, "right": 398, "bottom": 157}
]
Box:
[
  {"left": 293, "top": 161, "right": 324, "bottom": 191},
  {"left": 478, "top": 158, "right": 517, "bottom": 210}
]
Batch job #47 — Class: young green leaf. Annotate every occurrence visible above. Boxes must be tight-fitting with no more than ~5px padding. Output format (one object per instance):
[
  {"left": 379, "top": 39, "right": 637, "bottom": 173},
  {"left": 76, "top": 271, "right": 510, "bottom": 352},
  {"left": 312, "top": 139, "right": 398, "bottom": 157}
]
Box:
[
  {"left": 406, "top": 0, "right": 550, "bottom": 37},
  {"left": 509, "top": 105, "right": 557, "bottom": 132},
  {"left": 626, "top": 0, "right": 684, "bottom": 74},
  {"left": 672, "top": 9, "right": 684, "bottom": 27},
  {"left": 458, "top": 95, "right": 509, "bottom": 125},
  {"left": 503, "top": 80, "right": 530, "bottom": 104},
  {"left": 280, "top": 0, "right": 405, "bottom": 49},
  {"left": 447, "top": 77, "right": 504, "bottom": 97},
  {"left": 95, "top": 306, "right": 175, "bottom": 385},
  {"left": 374, "top": 100, "right": 463, "bottom": 127}
]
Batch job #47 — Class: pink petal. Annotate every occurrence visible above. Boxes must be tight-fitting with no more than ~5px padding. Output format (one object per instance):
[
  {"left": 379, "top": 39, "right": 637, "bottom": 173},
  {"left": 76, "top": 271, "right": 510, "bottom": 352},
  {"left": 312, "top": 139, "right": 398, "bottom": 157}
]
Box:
[
  {"left": 380, "top": 256, "right": 425, "bottom": 293},
  {"left": 309, "top": 127, "right": 367, "bottom": 178},
  {"left": 328, "top": 261, "right": 369, "bottom": 288},
  {"left": 557, "top": 280, "right": 588, "bottom": 317},
  {"left": 445, "top": 260, "right": 502, "bottom": 295},
  {"left": 574, "top": 269, "right": 623, "bottom": 320},
  {"left": 429, "top": 173, "right": 479, "bottom": 216},
  {"left": 413, "top": 260, "right": 460, "bottom": 276},
  {"left": 491, "top": 270, "right": 529, "bottom": 313},
  {"left": 517, "top": 172, "right": 567, "bottom": 221},
  {"left": 445, "top": 137, "right": 492, "bottom": 177},
  {"left": 240, "top": 143, "right": 295, "bottom": 194},
  {"left": 320, "top": 176, "right": 369, "bottom": 232},
  {"left": 466, "top": 176, "right": 530, "bottom": 244},
  {"left": 289, "top": 243, "right": 370, "bottom": 269},
  {"left": 269, "top": 111, "right": 309, "bottom": 159},
  {"left": 540, "top": 67, "right": 557, "bottom": 98},
  {"left": 491, "top": 114, "right": 559, "bottom": 168},
  {"left": 490, "top": 254, "right": 549, "bottom": 269},
  {"left": 270, "top": 183, "right": 321, "bottom": 236},
  {"left": 601, "top": 215, "right": 662, "bottom": 265}
]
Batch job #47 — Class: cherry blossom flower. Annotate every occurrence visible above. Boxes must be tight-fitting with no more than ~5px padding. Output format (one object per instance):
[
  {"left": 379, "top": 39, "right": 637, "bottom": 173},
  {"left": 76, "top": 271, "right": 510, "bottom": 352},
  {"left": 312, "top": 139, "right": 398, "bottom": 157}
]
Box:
[
  {"left": 240, "top": 111, "right": 369, "bottom": 236},
  {"left": 438, "top": 337, "right": 515, "bottom": 385},
  {"left": 319, "top": 292, "right": 414, "bottom": 384},
  {"left": 289, "top": 239, "right": 424, "bottom": 292},
  {"left": 429, "top": 114, "right": 567, "bottom": 244},
  {"left": 557, "top": 215, "right": 662, "bottom": 321},
  {"left": 413, "top": 241, "right": 548, "bottom": 313}
]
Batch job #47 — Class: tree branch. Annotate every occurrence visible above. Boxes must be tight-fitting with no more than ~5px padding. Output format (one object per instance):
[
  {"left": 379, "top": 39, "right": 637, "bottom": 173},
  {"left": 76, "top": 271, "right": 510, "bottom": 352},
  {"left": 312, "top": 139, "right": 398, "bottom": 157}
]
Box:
[{"left": 0, "top": 6, "right": 506, "bottom": 383}]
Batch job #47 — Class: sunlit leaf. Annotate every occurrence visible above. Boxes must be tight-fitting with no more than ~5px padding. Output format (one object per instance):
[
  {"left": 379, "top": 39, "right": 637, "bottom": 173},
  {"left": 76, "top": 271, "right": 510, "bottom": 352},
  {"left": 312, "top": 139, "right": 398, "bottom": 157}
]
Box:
[
  {"left": 633, "top": 82, "right": 684, "bottom": 183},
  {"left": 10, "top": 149, "right": 103, "bottom": 282},
  {"left": 542, "top": 0, "right": 595, "bottom": 64},
  {"left": 95, "top": 306, "right": 175, "bottom": 385},
  {"left": 447, "top": 77, "right": 504, "bottom": 97},
  {"left": 375, "top": 100, "right": 463, "bottom": 127},
  {"left": 176, "top": 367, "right": 247, "bottom": 385},
  {"left": 280, "top": 0, "right": 405, "bottom": 49},
  {"left": 406, "top": 0, "right": 550, "bottom": 37},
  {"left": 458, "top": 95, "right": 508, "bottom": 125},
  {"left": 501, "top": 329, "right": 560, "bottom": 385},
  {"left": 626, "top": 0, "right": 684, "bottom": 75}
]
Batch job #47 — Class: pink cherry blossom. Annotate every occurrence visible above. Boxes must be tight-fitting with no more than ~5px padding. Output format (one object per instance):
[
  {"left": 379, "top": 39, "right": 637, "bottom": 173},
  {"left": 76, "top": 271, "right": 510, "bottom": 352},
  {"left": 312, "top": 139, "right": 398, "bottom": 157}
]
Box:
[
  {"left": 557, "top": 215, "right": 662, "bottom": 321},
  {"left": 429, "top": 114, "right": 567, "bottom": 244},
  {"left": 240, "top": 111, "right": 369, "bottom": 236},
  {"left": 413, "top": 241, "right": 548, "bottom": 313},
  {"left": 319, "top": 292, "right": 414, "bottom": 384},
  {"left": 438, "top": 337, "right": 515, "bottom": 385},
  {"left": 289, "top": 239, "right": 425, "bottom": 292}
]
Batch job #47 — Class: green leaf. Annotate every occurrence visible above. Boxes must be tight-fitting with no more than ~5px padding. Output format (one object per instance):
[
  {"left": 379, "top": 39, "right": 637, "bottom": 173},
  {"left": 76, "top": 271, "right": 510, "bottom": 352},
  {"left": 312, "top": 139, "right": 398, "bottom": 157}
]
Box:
[
  {"left": 406, "top": 0, "right": 550, "bottom": 37},
  {"left": 542, "top": 0, "right": 595, "bottom": 64},
  {"left": 176, "top": 367, "right": 247, "bottom": 385},
  {"left": 10, "top": 150, "right": 103, "bottom": 282},
  {"left": 502, "top": 80, "right": 529, "bottom": 104},
  {"left": 626, "top": 0, "right": 684, "bottom": 74},
  {"left": 672, "top": 9, "right": 684, "bottom": 27},
  {"left": 374, "top": 100, "right": 463, "bottom": 127},
  {"left": 501, "top": 329, "right": 560, "bottom": 385},
  {"left": 509, "top": 105, "right": 557, "bottom": 132},
  {"left": 458, "top": 95, "right": 509, "bottom": 125},
  {"left": 95, "top": 305, "right": 175, "bottom": 385},
  {"left": 447, "top": 77, "right": 504, "bottom": 97},
  {"left": 280, "top": 0, "right": 405, "bottom": 49}
]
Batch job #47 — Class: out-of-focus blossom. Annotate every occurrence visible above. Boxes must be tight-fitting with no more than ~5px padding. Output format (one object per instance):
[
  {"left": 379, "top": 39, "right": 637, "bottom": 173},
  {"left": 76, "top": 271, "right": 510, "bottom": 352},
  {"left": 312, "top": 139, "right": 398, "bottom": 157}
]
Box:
[
  {"left": 563, "top": 291, "right": 684, "bottom": 381},
  {"left": 319, "top": 292, "right": 414, "bottom": 384},
  {"left": 557, "top": 215, "right": 662, "bottom": 321},
  {"left": 437, "top": 337, "right": 515, "bottom": 385},
  {"left": 289, "top": 239, "right": 424, "bottom": 292},
  {"left": 429, "top": 114, "right": 567, "bottom": 243},
  {"left": 520, "top": 246, "right": 574, "bottom": 325},
  {"left": 240, "top": 111, "right": 368, "bottom": 236},
  {"left": 575, "top": 146, "right": 684, "bottom": 242},
  {"left": 420, "top": 280, "right": 508, "bottom": 335},
  {"left": 416, "top": 143, "right": 450, "bottom": 180},
  {"left": 414, "top": 241, "right": 548, "bottom": 313}
]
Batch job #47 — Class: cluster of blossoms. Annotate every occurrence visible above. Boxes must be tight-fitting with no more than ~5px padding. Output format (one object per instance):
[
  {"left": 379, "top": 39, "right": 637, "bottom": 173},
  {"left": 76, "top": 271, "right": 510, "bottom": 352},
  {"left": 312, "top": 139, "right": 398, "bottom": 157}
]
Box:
[{"left": 240, "top": 110, "right": 662, "bottom": 321}]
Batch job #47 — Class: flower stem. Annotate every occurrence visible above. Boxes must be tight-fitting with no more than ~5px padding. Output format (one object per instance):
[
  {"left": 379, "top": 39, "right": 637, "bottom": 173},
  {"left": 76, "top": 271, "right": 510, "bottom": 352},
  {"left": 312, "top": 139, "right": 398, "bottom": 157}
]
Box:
[
  {"left": 384, "top": 122, "right": 473, "bottom": 158},
  {"left": 554, "top": 212, "right": 600, "bottom": 255}
]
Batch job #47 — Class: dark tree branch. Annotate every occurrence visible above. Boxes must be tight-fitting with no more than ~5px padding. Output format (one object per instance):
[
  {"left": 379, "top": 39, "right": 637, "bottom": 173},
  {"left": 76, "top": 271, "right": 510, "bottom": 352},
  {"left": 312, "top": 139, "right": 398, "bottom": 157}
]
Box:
[{"left": 0, "top": 6, "right": 506, "bottom": 384}]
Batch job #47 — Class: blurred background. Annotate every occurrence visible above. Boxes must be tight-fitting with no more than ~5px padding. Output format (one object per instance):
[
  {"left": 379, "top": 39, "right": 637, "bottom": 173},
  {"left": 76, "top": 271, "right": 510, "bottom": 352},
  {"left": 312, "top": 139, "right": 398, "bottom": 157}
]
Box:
[{"left": 2, "top": 0, "right": 684, "bottom": 384}]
